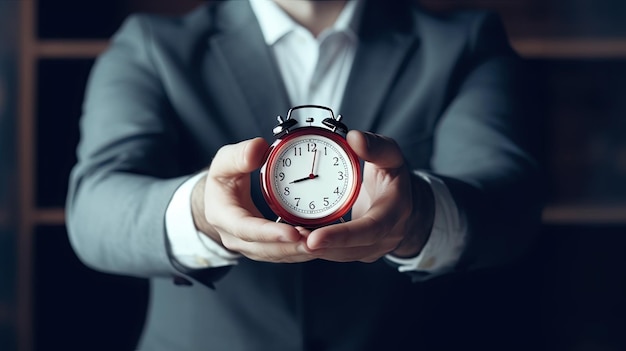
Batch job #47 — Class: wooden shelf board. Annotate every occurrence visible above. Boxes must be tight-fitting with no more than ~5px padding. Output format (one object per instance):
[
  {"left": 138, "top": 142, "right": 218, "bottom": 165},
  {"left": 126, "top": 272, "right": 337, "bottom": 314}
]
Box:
[
  {"left": 35, "top": 40, "right": 109, "bottom": 58},
  {"left": 25, "top": 37, "right": 626, "bottom": 60},
  {"left": 512, "top": 38, "right": 626, "bottom": 58},
  {"left": 543, "top": 204, "right": 626, "bottom": 224},
  {"left": 33, "top": 208, "right": 66, "bottom": 225}
]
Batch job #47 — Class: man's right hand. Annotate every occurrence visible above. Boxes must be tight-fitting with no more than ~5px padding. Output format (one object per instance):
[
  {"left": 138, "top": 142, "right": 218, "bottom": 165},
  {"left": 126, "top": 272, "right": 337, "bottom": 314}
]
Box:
[{"left": 191, "top": 137, "right": 314, "bottom": 263}]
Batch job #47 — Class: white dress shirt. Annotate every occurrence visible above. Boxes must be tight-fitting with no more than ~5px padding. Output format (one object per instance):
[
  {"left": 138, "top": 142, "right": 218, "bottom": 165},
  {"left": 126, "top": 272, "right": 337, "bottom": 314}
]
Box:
[{"left": 165, "top": 0, "right": 467, "bottom": 273}]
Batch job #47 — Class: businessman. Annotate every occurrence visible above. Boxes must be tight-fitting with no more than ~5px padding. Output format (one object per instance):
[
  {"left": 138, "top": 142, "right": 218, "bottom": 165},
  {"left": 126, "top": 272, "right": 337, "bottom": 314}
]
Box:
[{"left": 67, "top": 0, "right": 543, "bottom": 350}]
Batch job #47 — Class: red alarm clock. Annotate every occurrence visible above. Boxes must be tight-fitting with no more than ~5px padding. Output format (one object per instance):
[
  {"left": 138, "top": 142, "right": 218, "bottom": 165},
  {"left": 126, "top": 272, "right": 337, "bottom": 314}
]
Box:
[{"left": 260, "top": 105, "right": 361, "bottom": 228}]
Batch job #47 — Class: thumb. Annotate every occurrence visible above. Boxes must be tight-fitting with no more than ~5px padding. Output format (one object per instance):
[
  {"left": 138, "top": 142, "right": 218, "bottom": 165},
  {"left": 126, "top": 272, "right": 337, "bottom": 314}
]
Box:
[
  {"left": 347, "top": 130, "right": 404, "bottom": 169},
  {"left": 208, "top": 137, "right": 269, "bottom": 178}
]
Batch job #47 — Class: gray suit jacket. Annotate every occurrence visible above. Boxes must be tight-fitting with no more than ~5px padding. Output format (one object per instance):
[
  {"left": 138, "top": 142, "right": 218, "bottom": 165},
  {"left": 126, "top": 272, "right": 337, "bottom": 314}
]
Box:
[{"left": 67, "top": 0, "right": 543, "bottom": 350}]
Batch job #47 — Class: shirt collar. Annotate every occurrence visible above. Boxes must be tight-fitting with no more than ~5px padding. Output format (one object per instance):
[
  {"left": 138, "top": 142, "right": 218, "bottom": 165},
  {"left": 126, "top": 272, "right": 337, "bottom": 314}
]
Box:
[{"left": 249, "top": 0, "right": 363, "bottom": 45}]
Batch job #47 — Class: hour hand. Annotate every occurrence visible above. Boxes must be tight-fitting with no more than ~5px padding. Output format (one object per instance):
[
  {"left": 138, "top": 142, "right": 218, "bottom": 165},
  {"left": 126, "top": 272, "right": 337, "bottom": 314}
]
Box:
[{"left": 289, "top": 174, "right": 319, "bottom": 184}]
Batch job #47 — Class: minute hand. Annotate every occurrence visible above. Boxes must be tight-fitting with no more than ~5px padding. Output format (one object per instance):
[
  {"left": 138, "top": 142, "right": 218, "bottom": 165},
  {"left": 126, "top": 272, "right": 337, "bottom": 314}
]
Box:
[{"left": 289, "top": 174, "right": 319, "bottom": 184}]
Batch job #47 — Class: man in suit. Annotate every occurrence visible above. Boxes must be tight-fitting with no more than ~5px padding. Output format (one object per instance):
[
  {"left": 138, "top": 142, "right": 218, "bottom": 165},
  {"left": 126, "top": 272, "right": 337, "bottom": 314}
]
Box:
[{"left": 67, "top": 0, "right": 543, "bottom": 350}]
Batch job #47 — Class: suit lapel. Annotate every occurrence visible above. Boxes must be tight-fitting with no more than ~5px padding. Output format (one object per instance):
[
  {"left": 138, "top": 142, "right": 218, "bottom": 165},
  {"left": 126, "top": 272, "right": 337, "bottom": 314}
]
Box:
[
  {"left": 202, "top": 0, "right": 419, "bottom": 138},
  {"left": 205, "top": 1, "right": 291, "bottom": 140},
  {"left": 341, "top": 0, "right": 420, "bottom": 133}
]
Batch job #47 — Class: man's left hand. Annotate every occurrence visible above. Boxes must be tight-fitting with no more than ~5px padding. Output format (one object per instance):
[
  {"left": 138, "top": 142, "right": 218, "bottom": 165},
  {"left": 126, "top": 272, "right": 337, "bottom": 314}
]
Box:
[{"left": 303, "top": 130, "right": 435, "bottom": 262}]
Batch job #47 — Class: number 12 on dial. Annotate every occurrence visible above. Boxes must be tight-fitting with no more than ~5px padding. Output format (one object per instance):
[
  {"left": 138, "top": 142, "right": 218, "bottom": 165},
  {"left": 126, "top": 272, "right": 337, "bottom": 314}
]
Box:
[{"left": 261, "top": 127, "right": 361, "bottom": 227}]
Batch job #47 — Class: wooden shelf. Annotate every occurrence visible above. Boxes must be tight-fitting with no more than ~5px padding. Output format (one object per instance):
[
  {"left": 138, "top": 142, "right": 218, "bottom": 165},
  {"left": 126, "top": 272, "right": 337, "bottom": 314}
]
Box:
[
  {"left": 33, "top": 208, "right": 66, "bottom": 225},
  {"left": 512, "top": 38, "right": 626, "bottom": 59},
  {"left": 543, "top": 204, "right": 626, "bottom": 224},
  {"left": 22, "top": 37, "right": 626, "bottom": 60},
  {"left": 36, "top": 40, "right": 108, "bottom": 58}
]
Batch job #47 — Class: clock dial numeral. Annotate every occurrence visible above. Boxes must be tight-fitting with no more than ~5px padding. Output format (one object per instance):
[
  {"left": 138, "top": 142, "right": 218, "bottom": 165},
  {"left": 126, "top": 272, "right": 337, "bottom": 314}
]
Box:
[{"left": 270, "top": 134, "right": 356, "bottom": 220}]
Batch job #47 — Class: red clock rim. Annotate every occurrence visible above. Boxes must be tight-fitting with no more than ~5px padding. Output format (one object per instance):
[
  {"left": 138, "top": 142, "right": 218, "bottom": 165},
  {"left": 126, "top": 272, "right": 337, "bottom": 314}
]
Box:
[{"left": 260, "top": 127, "right": 362, "bottom": 228}]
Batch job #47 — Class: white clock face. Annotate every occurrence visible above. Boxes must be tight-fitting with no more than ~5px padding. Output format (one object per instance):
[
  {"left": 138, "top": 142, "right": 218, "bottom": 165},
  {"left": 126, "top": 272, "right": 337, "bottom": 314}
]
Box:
[{"left": 268, "top": 134, "right": 358, "bottom": 221}]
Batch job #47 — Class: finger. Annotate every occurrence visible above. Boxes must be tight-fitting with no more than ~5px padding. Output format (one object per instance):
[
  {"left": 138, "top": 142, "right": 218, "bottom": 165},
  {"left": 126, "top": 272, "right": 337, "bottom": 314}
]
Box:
[
  {"left": 309, "top": 246, "right": 384, "bottom": 263},
  {"left": 204, "top": 137, "right": 302, "bottom": 243},
  {"left": 347, "top": 130, "right": 404, "bottom": 169},
  {"left": 306, "top": 216, "right": 391, "bottom": 251},
  {"left": 306, "top": 212, "right": 404, "bottom": 263},
  {"left": 306, "top": 193, "right": 406, "bottom": 250},
  {"left": 294, "top": 226, "right": 312, "bottom": 238},
  {"left": 306, "top": 217, "right": 384, "bottom": 250},
  {"left": 208, "top": 137, "right": 269, "bottom": 179},
  {"left": 226, "top": 239, "right": 315, "bottom": 263},
  {"left": 206, "top": 201, "right": 302, "bottom": 243}
]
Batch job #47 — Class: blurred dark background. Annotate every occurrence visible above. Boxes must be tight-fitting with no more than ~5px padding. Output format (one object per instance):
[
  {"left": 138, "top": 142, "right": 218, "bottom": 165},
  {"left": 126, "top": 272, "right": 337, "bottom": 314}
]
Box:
[{"left": 1, "top": 0, "right": 625, "bottom": 350}]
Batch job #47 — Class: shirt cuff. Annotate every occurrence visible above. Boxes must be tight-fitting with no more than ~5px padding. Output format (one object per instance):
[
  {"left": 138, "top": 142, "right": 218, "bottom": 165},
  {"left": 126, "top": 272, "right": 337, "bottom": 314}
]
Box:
[
  {"left": 385, "top": 171, "right": 467, "bottom": 273},
  {"left": 165, "top": 172, "right": 240, "bottom": 269}
]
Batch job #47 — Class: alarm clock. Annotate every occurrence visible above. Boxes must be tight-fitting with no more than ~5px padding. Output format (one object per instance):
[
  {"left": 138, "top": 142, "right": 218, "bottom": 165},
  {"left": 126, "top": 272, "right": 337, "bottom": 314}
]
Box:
[{"left": 260, "top": 105, "right": 361, "bottom": 228}]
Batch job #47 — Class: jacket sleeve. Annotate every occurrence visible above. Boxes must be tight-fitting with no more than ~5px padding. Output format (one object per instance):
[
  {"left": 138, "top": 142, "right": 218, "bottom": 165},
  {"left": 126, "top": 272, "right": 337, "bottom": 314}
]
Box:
[
  {"left": 425, "top": 13, "right": 544, "bottom": 278},
  {"left": 66, "top": 15, "right": 193, "bottom": 279}
]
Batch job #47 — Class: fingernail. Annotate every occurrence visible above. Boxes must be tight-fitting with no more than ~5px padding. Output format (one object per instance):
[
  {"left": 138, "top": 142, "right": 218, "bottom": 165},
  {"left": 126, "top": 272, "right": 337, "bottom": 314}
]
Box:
[
  {"left": 315, "top": 240, "right": 330, "bottom": 249},
  {"left": 294, "top": 226, "right": 308, "bottom": 236},
  {"left": 297, "top": 243, "right": 311, "bottom": 254}
]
